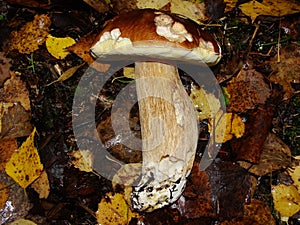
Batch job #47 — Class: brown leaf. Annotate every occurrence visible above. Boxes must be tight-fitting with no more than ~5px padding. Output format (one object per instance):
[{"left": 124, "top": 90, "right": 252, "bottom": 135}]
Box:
[
  {"left": 269, "top": 44, "right": 300, "bottom": 99},
  {"left": 82, "top": 0, "right": 109, "bottom": 13},
  {"left": 9, "top": 14, "right": 51, "bottom": 54},
  {"left": 0, "top": 138, "right": 17, "bottom": 171},
  {"left": 226, "top": 68, "right": 271, "bottom": 113},
  {"left": 230, "top": 104, "right": 274, "bottom": 164},
  {"left": 238, "top": 133, "right": 292, "bottom": 176},
  {"left": 0, "top": 52, "right": 11, "bottom": 87}
]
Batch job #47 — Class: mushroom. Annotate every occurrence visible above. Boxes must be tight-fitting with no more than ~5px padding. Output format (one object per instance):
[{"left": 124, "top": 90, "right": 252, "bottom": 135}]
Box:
[{"left": 90, "top": 9, "right": 221, "bottom": 212}]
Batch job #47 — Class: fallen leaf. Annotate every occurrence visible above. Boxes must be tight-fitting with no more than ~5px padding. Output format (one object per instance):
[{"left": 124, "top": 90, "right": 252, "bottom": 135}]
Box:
[
  {"left": 288, "top": 156, "right": 300, "bottom": 190},
  {"left": 0, "top": 52, "right": 11, "bottom": 87},
  {"left": 31, "top": 170, "right": 50, "bottom": 199},
  {"left": 0, "top": 72, "right": 31, "bottom": 111},
  {"left": 239, "top": 0, "right": 300, "bottom": 22},
  {"left": 96, "top": 192, "right": 140, "bottom": 225},
  {"left": 82, "top": 0, "right": 110, "bottom": 13},
  {"left": 5, "top": 127, "right": 44, "bottom": 188},
  {"left": 46, "top": 63, "right": 84, "bottom": 86},
  {"left": 136, "top": 0, "right": 169, "bottom": 10},
  {"left": 0, "top": 182, "right": 9, "bottom": 209},
  {"left": 226, "top": 68, "right": 271, "bottom": 113},
  {"left": 271, "top": 184, "right": 300, "bottom": 218},
  {"left": 238, "top": 133, "right": 292, "bottom": 176},
  {"left": 224, "top": 0, "right": 238, "bottom": 13},
  {"left": 8, "top": 219, "right": 37, "bottom": 225},
  {"left": 9, "top": 14, "right": 51, "bottom": 54},
  {"left": 69, "top": 149, "right": 94, "bottom": 173},
  {"left": 269, "top": 44, "right": 300, "bottom": 99},
  {"left": 221, "top": 199, "right": 275, "bottom": 225},
  {"left": 0, "top": 138, "right": 17, "bottom": 171},
  {"left": 46, "top": 35, "right": 76, "bottom": 59}
]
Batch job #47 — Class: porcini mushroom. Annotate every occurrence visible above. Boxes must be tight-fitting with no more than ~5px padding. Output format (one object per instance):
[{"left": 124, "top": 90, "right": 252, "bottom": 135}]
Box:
[{"left": 90, "top": 9, "right": 221, "bottom": 211}]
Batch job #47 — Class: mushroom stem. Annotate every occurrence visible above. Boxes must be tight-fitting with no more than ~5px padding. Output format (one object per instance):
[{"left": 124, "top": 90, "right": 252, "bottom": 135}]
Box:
[{"left": 131, "top": 62, "right": 198, "bottom": 211}]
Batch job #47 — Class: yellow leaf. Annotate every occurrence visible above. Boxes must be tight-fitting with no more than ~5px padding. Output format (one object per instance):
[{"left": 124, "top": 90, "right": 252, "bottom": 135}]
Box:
[
  {"left": 31, "top": 170, "right": 50, "bottom": 199},
  {"left": 239, "top": 0, "right": 300, "bottom": 22},
  {"left": 9, "top": 14, "right": 51, "bottom": 54},
  {"left": 271, "top": 184, "right": 300, "bottom": 218},
  {"left": 69, "top": 149, "right": 93, "bottom": 172},
  {"left": 96, "top": 192, "right": 139, "bottom": 225},
  {"left": 46, "top": 63, "right": 84, "bottom": 86},
  {"left": 46, "top": 35, "right": 76, "bottom": 59},
  {"left": 9, "top": 219, "right": 37, "bottom": 225},
  {"left": 288, "top": 156, "right": 300, "bottom": 190},
  {"left": 5, "top": 127, "right": 43, "bottom": 188}
]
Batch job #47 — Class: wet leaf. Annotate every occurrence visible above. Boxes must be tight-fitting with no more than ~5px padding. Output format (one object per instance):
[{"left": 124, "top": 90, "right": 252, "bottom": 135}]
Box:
[
  {"left": 8, "top": 219, "right": 37, "bottom": 225},
  {"left": 83, "top": 0, "right": 110, "bottom": 13},
  {"left": 46, "top": 35, "right": 76, "bottom": 59},
  {"left": 226, "top": 68, "right": 271, "bottom": 113},
  {"left": 69, "top": 149, "right": 94, "bottom": 173},
  {"left": 46, "top": 63, "right": 84, "bottom": 86},
  {"left": 0, "top": 182, "right": 9, "bottom": 209},
  {"left": 96, "top": 192, "right": 140, "bottom": 225},
  {"left": 238, "top": 133, "right": 292, "bottom": 176},
  {"left": 269, "top": 44, "right": 300, "bottom": 99},
  {"left": 31, "top": 170, "right": 50, "bottom": 199},
  {"left": 271, "top": 184, "right": 300, "bottom": 218},
  {"left": 5, "top": 127, "right": 43, "bottom": 188},
  {"left": 0, "top": 52, "right": 11, "bottom": 87},
  {"left": 239, "top": 0, "right": 300, "bottom": 22},
  {"left": 9, "top": 14, "right": 51, "bottom": 54}
]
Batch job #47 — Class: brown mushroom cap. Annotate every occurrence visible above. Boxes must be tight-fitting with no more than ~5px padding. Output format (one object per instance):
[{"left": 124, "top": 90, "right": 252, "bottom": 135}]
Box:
[{"left": 90, "top": 9, "right": 221, "bottom": 66}]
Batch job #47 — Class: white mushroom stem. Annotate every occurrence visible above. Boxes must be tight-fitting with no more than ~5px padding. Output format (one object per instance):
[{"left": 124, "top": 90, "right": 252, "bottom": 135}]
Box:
[{"left": 131, "top": 62, "right": 198, "bottom": 211}]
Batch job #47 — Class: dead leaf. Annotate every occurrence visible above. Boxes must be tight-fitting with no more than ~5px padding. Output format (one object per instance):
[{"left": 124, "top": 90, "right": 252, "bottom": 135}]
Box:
[
  {"left": 9, "top": 14, "right": 51, "bottom": 54},
  {"left": 31, "top": 170, "right": 50, "bottom": 199},
  {"left": 46, "top": 63, "right": 84, "bottom": 86},
  {"left": 226, "top": 68, "right": 271, "bottom": 113},
  {"left": 0, "top": 138, "right": 17, "bottom": 171},
  {"left": 224, "top": 0, "right": 238, "bottom": 13},
  {"left": 46, "top": 35, "right": 76, "bottom": 59},
  {"left": 269, "top": 44, "right": 300, "bottom": 99},
  {"left": 230, "top": 104, "right": 274, "bottom": 164},
  {"left": 8, "top": 219, "right": 37, "bottom": 225},
  {"left": 0, "top": 182, "right": 9, "bottom": 209},
  {"left": 271, "top": 184, "right": 300, "bottom": 218},
  {"left": 0, "top": 72, "right": 31, "bottom": 111},
  {"left": 239, "top": 0, "right": 300, "bottom": 22},
  {"left": 69, "top": 149, "right": 94, "bottom": 173},
  {"left": 238, "top": 133, "right": 292, "bottom": 176},
  {"left": 82, "top": 0, "right": 109, "bottom": 13},
  {"left": 5, "top": 127, "right": 44, "bottom": 188},
  {"left": 288, "top": 156, "right": 300, "bottom": 190},
  {"left": 221, "top": 199, "right": 275, "bottom": 225},
  {"left": 0, "top": 52, "right": 11, "bottom": 87},
  {"left": 96, "top": 192, "right": 140, "bottom": 225},
  {"left": 0, "top": 102, "right": 33, "bottom": 139}
]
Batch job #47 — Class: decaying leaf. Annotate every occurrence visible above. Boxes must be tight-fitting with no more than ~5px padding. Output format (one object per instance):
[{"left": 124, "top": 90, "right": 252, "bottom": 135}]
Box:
[
  {"left": 221, "top": 199, "right": 276, "bottom": 225},
  {"left": 136, "top": 0, "right": 169, "bottom": 10},
  {"left": 226, "top": 68, "right": 271, "bottom": 113},
  {"left": 5, "top": 127, "right": 43, "bottom": 188},
  {"left": 96, "top": 192, "right": 140, "bottom": 225},
  {"left": 31, "top": 170, "right": 50, "bottom": 199},
  {"left": 271, "top": 184, "right": 300, "bottom": 218},
  {"left": 46, "top": 63, "right": 84, "bottom": 86},
  {"left": 238, "top": 133, "right": 292, "bottom": 176},
  {"left": 0, "top": 72, "right": 31, "bottom": 111},
  {"left": 224, "top": 0, "right": 238, "bottom": 13},
  {"left": 9, "top": 14, "right": 51, "bottom": 54},
  {"left": 46, "top": 35, "right": 76, "bottom": 59},
  {"left": 239, "top": 0, "right": 300, "bottom": 22},
  {"left": 0, "top": 138, "right": 17, "bottom": 171},
  {"left": 0, "top": 52, "right": 11, "bottom": 87},
  {"left": 0, "top": 182, "right": 9, "bottom": 209},
  {"left": 8, "top": 219, "right": 37, "bottom": 225},
  {"left": 69, "top": 149, "right": 94, "bottom": 173},
  {"left": 82, "top": 0, "right": 110, "bottom": 13},
  {"left": 269, "top": 44, "right": 300, "bottom": 99}
]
